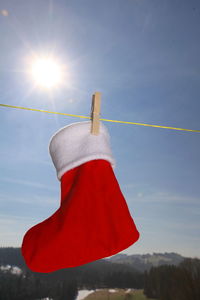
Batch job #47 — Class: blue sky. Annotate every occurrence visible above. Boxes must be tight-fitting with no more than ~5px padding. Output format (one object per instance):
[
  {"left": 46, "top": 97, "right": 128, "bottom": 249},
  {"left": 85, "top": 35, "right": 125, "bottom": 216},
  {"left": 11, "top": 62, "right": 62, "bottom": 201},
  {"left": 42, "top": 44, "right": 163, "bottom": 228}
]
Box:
[{"left": 0, "top": 0, "right": 200, "bottom": 258}]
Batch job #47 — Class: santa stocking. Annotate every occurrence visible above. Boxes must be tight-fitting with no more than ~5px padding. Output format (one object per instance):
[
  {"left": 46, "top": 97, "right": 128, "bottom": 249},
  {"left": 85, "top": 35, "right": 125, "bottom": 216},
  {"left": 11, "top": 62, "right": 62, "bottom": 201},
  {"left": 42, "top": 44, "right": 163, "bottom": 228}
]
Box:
[{"left": 21, "top": 121, "right": 140, "bottom": 273}]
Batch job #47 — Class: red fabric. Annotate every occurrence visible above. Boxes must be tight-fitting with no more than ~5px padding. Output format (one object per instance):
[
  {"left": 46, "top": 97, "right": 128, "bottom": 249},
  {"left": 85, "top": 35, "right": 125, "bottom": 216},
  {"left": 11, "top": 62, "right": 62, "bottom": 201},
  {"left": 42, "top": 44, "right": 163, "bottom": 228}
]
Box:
[{"left": 21, "top": 160, "right": 139, "bottom": 273}]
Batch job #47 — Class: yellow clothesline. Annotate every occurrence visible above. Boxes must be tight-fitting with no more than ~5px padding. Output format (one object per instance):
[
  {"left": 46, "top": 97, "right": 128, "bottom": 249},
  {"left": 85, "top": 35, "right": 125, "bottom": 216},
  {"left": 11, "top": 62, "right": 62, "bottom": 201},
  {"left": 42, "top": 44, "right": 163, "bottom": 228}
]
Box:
[{"left": 1, "top": 103, "right": 200, "bottom": 133}]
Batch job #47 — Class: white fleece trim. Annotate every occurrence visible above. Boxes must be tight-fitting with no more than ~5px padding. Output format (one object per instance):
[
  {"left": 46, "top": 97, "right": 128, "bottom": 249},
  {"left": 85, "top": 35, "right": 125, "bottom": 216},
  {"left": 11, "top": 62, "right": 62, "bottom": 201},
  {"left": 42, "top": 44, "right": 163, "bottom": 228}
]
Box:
[{"left": 49, "top": 121, "right": 115, "bottom": 180}]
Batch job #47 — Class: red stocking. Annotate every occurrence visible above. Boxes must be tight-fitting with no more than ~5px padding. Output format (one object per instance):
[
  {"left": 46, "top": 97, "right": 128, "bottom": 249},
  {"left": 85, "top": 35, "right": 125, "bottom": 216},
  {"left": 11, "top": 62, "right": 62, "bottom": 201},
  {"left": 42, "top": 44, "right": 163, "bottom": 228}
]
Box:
[{"left": 21, "top": 122, "right": 140, "bottom": 272}]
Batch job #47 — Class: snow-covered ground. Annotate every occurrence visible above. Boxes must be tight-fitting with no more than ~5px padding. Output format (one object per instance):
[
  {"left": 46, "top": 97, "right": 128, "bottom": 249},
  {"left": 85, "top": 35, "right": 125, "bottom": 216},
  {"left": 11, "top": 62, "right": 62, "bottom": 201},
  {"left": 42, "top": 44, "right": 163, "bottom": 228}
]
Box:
[
  {"left": 0, "top": 265, "right": 22, "bottom": 275},
  {"left": 76, "top": 289, "right": 95, "bottom": 300},
  {"left": 125, "top": 288, "right": 132, "bottom": 293},
  {"left": 76, "top": 288, "right": 133, "bottom": 299},
  {"left": 109, "top": 289, "right": 116, "bottom": 293}
]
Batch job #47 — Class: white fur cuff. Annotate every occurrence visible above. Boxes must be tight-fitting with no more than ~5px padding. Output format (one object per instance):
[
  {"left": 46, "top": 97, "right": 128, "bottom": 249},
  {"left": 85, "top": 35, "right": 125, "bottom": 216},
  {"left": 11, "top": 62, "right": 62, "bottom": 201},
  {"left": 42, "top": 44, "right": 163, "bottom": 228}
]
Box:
[{"left": 49, "top": 121, "right": 115, "bottom": 180}]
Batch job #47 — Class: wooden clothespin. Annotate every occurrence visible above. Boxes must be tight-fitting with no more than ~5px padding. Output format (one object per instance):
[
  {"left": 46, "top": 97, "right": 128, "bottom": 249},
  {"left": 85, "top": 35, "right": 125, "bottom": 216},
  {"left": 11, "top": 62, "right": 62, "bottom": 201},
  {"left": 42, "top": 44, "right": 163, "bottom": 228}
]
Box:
[{"left": 91, "top": 92, "right": 101, "bottom": 135}]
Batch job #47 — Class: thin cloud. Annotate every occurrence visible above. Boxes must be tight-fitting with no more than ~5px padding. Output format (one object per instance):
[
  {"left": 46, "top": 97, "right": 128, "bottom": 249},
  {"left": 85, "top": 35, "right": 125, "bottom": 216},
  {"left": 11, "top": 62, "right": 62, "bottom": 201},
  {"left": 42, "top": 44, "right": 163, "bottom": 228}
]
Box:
[
  {"left": 1, "top": 176, "right": 58, "bottom": 191},
  {"left": 0, "top": 192, "right": 58, "bottom": 206},
  {"left": 132, "top": 191, "right": 199, "bottom": 205}
]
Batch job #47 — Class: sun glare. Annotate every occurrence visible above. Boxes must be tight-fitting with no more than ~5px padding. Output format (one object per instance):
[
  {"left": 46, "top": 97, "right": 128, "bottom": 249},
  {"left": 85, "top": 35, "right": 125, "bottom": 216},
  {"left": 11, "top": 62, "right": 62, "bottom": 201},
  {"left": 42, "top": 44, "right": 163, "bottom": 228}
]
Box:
[{"left": 30, "top": 57, "right": 63, "bottom": 89}]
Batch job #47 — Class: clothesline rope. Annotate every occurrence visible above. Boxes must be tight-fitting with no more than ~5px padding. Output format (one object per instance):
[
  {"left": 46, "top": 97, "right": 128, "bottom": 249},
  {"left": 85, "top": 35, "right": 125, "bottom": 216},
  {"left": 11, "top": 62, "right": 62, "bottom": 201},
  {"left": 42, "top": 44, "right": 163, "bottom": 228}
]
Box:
[{"left": 1, "top": 103, "right": 200, "bottom": 133}]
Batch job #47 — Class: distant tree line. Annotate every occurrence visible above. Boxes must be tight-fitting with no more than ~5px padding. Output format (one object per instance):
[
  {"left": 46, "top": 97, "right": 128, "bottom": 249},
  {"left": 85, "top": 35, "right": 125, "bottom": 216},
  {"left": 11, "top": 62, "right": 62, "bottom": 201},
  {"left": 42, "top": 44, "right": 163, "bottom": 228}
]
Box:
[
  {"left": 0, "top": 247, "right": 24, "bottom": 268},
  {"left": 0, "top": 247, "right": 144, "bottom": 299},
  {"left": 0, "top": 269, "right": 78, "bottom": 300},
  {"left": 1, "top": 247, "right": 199, "bottom": 300},
  {"left": 144, "top": 258, "right": 200, "bottom": 300}
]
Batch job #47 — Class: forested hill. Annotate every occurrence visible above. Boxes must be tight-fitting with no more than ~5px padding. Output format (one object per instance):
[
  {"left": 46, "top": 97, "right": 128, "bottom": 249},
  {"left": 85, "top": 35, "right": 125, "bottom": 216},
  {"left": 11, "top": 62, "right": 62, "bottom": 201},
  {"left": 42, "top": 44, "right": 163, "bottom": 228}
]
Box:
[
  {"left": 0, "top": 247, "right": 199, "bottom": 300},
  {"left": 0, "top": 247, "right": 144, "bottom": 290},
  {"left": 0, "top": 247, "right": 24, "bottom": 268},
  {"left": 107, "top": 252, "right": 186, "bottom": 271},
  {"left": 0, "top": 247, "right": 186, "bottom": 272}
]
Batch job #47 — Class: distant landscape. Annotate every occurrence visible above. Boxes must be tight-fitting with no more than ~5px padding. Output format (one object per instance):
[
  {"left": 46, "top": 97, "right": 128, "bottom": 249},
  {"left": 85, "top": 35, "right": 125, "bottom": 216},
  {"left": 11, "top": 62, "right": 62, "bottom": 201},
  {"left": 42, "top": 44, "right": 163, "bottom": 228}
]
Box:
[
  {"left": 0, "top": 247, "right": 199, "bottom": 300},
  {"left": 107, "top": 252, "right": 186, "bottom": 271}
]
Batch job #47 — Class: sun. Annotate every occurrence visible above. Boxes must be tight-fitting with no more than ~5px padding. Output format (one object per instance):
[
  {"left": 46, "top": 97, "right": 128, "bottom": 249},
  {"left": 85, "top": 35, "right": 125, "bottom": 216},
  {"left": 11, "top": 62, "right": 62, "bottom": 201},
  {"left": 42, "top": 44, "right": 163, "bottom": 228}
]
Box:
[{"left": 30, "top": 56, "right": 64, "bottom": 89}]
